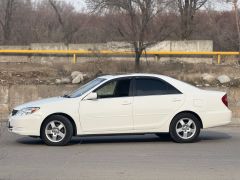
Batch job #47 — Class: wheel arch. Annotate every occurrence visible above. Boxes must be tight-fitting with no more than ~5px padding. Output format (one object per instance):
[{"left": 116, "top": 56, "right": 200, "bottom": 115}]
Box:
[
  {"left": 171, "top": 111, "right": 203, "bottom": 129},
  {"left": 41, "top": 113, "right": 77, "bottom": 136}
]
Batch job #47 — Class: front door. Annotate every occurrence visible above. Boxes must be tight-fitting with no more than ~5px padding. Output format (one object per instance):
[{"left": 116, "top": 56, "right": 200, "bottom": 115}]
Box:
[{"left": 79, "top": 78, "right": 133, "bottom": 133}]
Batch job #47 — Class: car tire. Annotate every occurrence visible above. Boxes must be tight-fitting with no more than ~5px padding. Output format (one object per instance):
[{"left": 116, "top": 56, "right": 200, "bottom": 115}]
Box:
[
  {"left": 41, "top": 115, "right": 73, "bottom": 146},
  {"left": 169, "top": 113, "right": 201, "bottom": 143}
]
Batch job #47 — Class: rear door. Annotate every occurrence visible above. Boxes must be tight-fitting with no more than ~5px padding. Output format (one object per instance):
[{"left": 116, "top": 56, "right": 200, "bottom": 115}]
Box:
[{"left": 133, "top": 77, "right": 184, "bottom": 130}]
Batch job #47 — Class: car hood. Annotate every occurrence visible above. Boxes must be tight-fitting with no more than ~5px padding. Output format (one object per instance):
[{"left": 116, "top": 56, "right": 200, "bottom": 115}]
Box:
[{"left": 14, "top": 97, "right": 69, "bottom": 110}]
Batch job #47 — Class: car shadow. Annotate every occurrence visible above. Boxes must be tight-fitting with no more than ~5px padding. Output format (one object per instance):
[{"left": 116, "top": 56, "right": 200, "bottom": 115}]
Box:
[
  {"left": 199, "top": 130, "right": 232, "bottom": 141},
  {"left": 16, "top": 137, "right": 44, "bottom": 145},
  {"left": 16, "top": 130, "right": 232, "bottom": 146},
  {"left": 72, "top": 134, "right": 172, "bottom": 145},
  {"left": 16, "top": 134, "right": 170, "bottom": 146}
]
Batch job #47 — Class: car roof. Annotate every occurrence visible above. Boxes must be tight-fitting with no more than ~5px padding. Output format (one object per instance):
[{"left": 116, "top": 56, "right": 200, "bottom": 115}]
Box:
[{"left": 99, "top": 73, "right": 165, "bottom": 80}]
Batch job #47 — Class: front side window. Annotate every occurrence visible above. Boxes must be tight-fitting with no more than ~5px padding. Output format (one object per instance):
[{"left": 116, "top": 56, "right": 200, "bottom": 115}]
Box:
[
  {"left": 95, "top": 78, "right": 131, "bottom": 99},
  {"left": 135, "top": 78, "right": 181, "bottom": 96},
  {"left": 97, "top": 81, "right": 117, "bottom": 98},
  {"left": 68, "top": 78, "right": 106, "bottom": 98}
]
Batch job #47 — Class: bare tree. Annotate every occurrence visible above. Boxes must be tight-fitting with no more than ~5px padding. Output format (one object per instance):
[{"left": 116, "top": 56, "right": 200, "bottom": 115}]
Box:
[
  {"left": 87, "top": 0, "right": 171, "bottom": 71},
  {"left": 48, "top": 0, "right": 81, "bottom": 44},
  {"left": 0, "top": 0, "right": 16, "bottom": 44},
  {"left": 230, "top": 0, "right": 240, "bottom": 51},
  {"left": 224, "top": 0, "right": 240, "bottom": 65},
  {"left": 177, "top": 0, "right": 208, "bottom": 40},
  {"left": 0, "top": 0, "right": 239, "bottom": 52}
]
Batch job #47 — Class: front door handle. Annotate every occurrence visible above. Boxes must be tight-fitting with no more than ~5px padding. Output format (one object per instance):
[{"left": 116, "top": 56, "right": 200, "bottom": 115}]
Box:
[{"left": 122, "top": 101, "right": 131, "bottom": 105}]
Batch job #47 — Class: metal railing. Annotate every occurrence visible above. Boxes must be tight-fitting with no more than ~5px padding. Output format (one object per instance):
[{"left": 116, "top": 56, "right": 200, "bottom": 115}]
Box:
[{"left": 0, "top": 49, "right": 239, "bottom": 64}]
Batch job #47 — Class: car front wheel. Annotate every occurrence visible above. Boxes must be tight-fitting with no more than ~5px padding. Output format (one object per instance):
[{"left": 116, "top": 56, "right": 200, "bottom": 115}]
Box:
[
  {"left": 169, "top": 113, "right": 201, "bottom": 143},
  {"left": 41, "top": 115, "right": 73, "bottom": 146}
]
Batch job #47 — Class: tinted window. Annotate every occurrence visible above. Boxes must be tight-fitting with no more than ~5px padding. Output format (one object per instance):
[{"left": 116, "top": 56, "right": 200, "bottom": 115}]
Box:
[
  {"left": 95, "top": 79, "right": 131, "bottom": 98},
  {"left": 135, "top": 78, "right": 181, "bottom": 96},
  {"left": 68, "top": 78, "right": 106, "bottom": 98}
]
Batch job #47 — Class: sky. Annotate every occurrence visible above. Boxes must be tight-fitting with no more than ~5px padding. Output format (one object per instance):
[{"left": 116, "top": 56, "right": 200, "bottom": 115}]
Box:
[
  {"left": 208, "top": 0, "right": 233, "bottom": 11},
  {"left": 54, "top": 0, "right": 238, "bottom": 12},
  {"left": 65, "top": 0, "right": 87, "bottom": 11}
]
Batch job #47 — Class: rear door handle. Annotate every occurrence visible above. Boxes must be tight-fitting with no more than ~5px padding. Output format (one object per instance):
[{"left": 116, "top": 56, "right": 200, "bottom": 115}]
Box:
[{"left": 172, "top": 98, "right": 181, "bottom": 102}]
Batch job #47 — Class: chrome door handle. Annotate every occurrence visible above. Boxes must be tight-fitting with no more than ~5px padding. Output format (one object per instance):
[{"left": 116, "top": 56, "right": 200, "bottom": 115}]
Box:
[
  {"left": 122, "top": 101, "right": 131, "bottom": 105},
  {"left": 172, "top": 98, "right": 181, "bottom": 102}
]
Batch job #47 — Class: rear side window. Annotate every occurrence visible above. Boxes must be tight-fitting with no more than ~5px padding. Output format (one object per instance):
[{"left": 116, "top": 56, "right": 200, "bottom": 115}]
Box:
[{"left": 135, "top": 78, "right": 181, "bottom": 96}]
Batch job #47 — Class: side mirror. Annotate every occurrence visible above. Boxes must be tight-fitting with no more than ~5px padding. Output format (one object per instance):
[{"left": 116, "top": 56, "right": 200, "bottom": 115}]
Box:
[{"left": 84, "top": 92, "right": 97, "bottom": 100}]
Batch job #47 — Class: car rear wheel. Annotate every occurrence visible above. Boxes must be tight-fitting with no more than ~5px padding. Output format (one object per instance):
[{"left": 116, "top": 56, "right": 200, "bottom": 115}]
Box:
[
  {"left": 170, "top": 113, "right": 201, "bottom": 143},
  {"left": 41, "top": 115, "right": 73, "bottom": 146}
]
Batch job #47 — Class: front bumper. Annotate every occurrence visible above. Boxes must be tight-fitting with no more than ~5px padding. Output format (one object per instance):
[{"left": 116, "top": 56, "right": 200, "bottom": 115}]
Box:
[{"left": 8, "top": 114, "right": 43, "bottom": 136}]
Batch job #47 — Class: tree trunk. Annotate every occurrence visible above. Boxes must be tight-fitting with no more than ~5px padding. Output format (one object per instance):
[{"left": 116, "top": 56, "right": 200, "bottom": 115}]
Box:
[
  {"left": 180, "top": 0, "right": 188, "bottom": 39},
  {"left": 135, "top": 51, "right": 142, "bottom": 72},
  {"left": 179, "top": 0, "right": 195, "bottom": 40},
  {"left": 3, "top": 24, "right": 11, "bottom": 44},
  {"left": 1, "top": 0, "right": 15, "bottom": 45},
  {"left": 234, "top": 1, "right": 240, "bottom": 51},
  {"left": 181, "top": 18, "right": 189, "bottom": 40},
  {"left": 233, "top": 0, "right": 240, "bottom": 65}
]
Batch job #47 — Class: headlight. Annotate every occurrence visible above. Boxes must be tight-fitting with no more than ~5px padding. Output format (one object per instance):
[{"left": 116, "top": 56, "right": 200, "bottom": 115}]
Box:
[{"left": 16, "top": 107, "right": 40, "bottom": 116}]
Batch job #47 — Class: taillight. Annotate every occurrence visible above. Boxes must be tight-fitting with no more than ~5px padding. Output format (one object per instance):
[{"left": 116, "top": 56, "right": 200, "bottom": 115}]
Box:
[{"left": 222, "top": 94, "right": 228, "bottom": 107}]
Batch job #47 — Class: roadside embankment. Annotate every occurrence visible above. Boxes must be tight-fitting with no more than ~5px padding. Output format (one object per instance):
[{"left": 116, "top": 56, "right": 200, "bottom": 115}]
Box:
[
  {"left": 0, "top": 85, "right": 240, "bottom": 125},
  {"left": 1, "top": 61, "right": 240, "bottom": 124}
]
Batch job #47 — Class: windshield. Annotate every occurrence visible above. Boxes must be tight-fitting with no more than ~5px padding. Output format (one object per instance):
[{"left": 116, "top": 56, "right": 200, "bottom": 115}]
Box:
[{"left": 67, "top": 78, "right": 106, "bottom": 98}]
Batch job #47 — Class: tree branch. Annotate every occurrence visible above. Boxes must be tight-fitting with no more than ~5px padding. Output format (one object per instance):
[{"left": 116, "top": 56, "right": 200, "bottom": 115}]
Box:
[{"left": 48, "top": 0, "right": 65, "bottom": 28}]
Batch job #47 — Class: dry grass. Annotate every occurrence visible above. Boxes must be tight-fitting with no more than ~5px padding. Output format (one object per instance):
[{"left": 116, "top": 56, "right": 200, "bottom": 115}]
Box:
[{"left": 1, "top": 60, "right": 240, "bottom": 86}]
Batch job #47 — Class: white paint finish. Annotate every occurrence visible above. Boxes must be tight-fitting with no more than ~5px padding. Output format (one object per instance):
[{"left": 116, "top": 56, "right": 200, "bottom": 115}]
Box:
[
  {"left": 133, "top": 94, "right": 184, "bottom": 130},
  {"left": 8, "top": 113, "right": 43, "bottom": 136},
  {"left": 8, "top": 74, "right": 232, "bottom": 137},
  {"left": 80, "top": 97, "right": 133, "bottom": 132},
  {"left": 202, "top": 110, "right": 232, "bottom": 128},
  {"left": 193, "top": 99, "right": 203, "bottom": 107}
]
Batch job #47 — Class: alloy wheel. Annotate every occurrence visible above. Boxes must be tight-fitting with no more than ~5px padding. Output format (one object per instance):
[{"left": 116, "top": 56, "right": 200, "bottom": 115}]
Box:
[
  {"left": 45, "top": 120, "right": 66, "bottom": 143},
  {"left": 175, "top": 118, "right": 196, "bottom": 140}
]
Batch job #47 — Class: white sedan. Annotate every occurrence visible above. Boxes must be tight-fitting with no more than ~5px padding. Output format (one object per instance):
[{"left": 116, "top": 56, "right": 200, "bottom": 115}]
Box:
[{"left": 8, "top": 74, "right": 232, "bottom": 146}]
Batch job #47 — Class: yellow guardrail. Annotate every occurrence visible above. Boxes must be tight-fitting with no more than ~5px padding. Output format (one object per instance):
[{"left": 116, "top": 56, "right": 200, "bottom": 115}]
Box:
[{"left": 0, "top": 49, "right": 239, "bottom": 64}]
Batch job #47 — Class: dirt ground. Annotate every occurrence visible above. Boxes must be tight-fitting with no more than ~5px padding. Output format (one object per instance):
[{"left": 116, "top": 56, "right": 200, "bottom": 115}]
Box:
[{"left": 1, "top": 60, "right": 240, "bottom": 86}]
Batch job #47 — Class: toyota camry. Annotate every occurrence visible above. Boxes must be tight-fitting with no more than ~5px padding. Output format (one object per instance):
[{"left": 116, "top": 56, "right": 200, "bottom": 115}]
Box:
[{"left": 8, "top": 74, "right": 232, "bottom": 146}]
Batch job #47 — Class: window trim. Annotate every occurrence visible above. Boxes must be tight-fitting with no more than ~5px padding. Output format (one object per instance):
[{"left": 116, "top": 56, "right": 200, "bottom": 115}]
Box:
[
  {"left": 133, "top": 76, "right": 182, "bottom": 97},
  {"left": 92, "top": 77, "right": 134, "bottom": 99}
]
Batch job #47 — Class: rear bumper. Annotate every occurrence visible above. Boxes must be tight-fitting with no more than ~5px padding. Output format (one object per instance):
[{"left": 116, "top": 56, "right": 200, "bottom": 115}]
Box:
[
  {"left": 202, "top": 110, "right": 232, "bottom": 128},
  {"left": 8, "top": 114, "right": 43, "bottom": 136}
]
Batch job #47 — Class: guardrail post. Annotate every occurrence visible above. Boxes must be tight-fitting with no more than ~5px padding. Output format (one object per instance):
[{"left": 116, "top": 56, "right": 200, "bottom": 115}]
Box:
[
  {"left": 217, "top": 54, "right": 221, "bottom": 64},
  {"left": 73, "top": 54, "right": 76, "bottom": 64}
]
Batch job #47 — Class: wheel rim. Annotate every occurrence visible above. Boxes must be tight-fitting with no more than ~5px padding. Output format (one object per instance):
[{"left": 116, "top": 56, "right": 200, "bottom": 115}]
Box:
[
  {"left": 175, "top": 118, "right": 196, "bottom": 140},
  {"left": 45, "top": 120, "right": 66, "bottom": 143}
]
